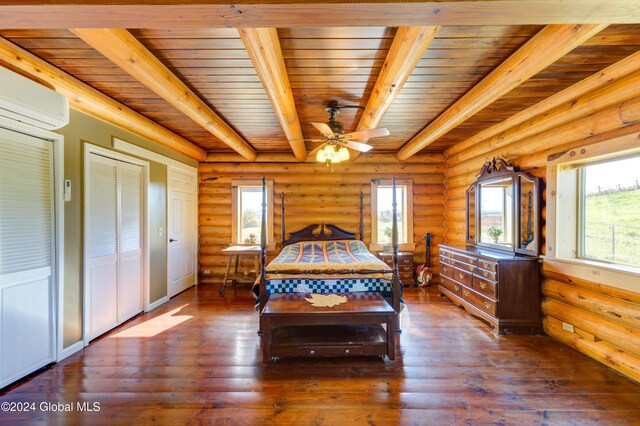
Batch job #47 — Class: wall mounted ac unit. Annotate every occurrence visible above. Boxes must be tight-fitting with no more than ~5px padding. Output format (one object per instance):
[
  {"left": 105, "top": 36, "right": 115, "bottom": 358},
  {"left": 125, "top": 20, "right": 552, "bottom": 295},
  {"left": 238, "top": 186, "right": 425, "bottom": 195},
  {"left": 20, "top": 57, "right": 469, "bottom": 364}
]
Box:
[{"left": 0, "top": 66, "right": 69, "bottom": 130}]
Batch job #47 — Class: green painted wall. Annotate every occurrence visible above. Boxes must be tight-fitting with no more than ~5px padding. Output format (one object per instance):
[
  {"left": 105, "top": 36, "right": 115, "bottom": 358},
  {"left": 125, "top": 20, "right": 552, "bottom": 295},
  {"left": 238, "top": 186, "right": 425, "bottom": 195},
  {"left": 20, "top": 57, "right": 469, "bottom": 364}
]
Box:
[{"left": 58, "top": 109, "right": 197, "bottom": 348}]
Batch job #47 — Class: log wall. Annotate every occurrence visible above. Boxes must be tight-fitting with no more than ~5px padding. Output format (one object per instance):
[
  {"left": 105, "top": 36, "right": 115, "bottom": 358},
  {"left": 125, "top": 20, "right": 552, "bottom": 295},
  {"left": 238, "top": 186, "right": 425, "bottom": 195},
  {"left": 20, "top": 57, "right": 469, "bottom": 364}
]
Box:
[
  {"left": 198, "top": 158, "right": 446, "bottom": 283},
  {"left": 443, "top": 90, "right": 640, "bottom": 383}
]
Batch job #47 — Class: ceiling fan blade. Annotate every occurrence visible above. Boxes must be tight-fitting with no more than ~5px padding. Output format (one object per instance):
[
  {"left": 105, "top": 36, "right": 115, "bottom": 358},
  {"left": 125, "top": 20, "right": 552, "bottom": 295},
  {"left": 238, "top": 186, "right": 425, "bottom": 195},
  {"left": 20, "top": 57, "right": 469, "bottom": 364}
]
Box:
[
  {"left": 342, "top": 127, "right": 390, "bottom": 140},
  {"left": 307, "top": 143, "right": 326, "bottom": 159},
  {"left": 344, "top": 140, "right": 374, "bottom": 153},
  {"left": 311, "top": 122, "right": 335, "bottom": 138}
]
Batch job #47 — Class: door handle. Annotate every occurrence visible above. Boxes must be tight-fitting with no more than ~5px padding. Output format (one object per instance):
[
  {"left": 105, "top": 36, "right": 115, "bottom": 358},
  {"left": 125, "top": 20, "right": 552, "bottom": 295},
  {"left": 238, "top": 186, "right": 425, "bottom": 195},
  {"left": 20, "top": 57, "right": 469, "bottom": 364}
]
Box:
[{"left": 169, "top": 238, "right": 178, "bottom": 243}]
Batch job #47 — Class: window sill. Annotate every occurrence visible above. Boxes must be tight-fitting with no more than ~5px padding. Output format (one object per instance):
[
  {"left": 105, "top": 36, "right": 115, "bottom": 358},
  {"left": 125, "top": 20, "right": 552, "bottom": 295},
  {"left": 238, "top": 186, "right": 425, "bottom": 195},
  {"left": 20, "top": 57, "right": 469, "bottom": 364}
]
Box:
[
  {"left": 541, "top": 256, "right": 640, "bottom": 294},
  {"left": 231, "top": 243, "right": 276, "bottom": 252},
  {"left": 370, "top": 243, "right": 416, "bottom": 252}
]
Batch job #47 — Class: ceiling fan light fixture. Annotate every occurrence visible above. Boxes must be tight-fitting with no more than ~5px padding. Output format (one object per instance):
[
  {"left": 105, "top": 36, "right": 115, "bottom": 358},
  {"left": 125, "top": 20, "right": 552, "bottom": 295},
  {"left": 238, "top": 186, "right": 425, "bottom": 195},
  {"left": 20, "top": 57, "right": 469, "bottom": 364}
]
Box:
[
  {"left": 338, "top": 146, "right": 349, "bottom": 161},
  {"left": 316, "top": 149, "right": 326, "bottom": 162}
]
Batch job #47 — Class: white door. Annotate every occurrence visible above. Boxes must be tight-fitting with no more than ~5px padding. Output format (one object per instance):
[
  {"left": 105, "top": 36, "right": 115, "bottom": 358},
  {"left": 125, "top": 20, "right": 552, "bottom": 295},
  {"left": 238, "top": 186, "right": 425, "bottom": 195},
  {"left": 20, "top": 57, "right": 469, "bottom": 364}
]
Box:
[
  {"left": 167, "top": 168, "right": 197, "bottom": 297},
  {"left": 87, "top": 153, "right": 144, "bottom": 341},
  {"left": 117, "top": 162, "right": 143, "bottom": 323},
  {"left": 0, "top": 127, "right": 56, "bottom": 388}
]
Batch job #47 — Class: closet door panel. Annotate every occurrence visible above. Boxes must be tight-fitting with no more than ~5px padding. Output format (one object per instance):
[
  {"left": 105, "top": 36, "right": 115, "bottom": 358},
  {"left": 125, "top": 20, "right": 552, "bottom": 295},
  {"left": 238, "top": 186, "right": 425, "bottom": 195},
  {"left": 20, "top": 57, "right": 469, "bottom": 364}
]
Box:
[
  {"left": 117, "top": 163, "right": 143, "bottom": 323},
  {"left": 88, "top": 154, "right": 118, "bottom": 340},
  {"left": 0, "top": 129, "right": 55, "bottom": 387}
]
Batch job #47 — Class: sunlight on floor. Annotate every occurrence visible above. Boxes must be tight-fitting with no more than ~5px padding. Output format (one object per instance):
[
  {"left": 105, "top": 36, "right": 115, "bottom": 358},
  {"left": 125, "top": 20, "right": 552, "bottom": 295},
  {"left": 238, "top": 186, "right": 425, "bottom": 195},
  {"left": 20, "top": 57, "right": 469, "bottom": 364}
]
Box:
[{"left": 110, "top": 304, "right": 193, "bottom": 338}]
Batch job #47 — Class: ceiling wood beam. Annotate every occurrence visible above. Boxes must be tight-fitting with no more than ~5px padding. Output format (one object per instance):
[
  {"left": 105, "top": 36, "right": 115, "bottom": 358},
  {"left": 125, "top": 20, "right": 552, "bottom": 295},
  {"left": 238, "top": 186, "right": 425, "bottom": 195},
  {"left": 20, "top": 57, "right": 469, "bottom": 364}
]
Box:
[
  {"left": 445, "top": 50, "right": 640, "bottom": 174},
  {"left": 397, "top": 24, "right": 607, "bottom": 160},
  {"left": 0, "top": 36, "right": 206, "bottom": 161},
  {"left": 71, "top": 28, "right": 257, "bottom": 161},
  {"left": 238, "top": 28, "right": 306, "bottom": 161},
  {"left": 351, "top": 26, "right": 439, "bottom": 159},
  {"left": 204, "top": 152, "right": 445, "bottom": 163},
  {"left": 0, "top": 2, "right": 639, "bottom": 28}
]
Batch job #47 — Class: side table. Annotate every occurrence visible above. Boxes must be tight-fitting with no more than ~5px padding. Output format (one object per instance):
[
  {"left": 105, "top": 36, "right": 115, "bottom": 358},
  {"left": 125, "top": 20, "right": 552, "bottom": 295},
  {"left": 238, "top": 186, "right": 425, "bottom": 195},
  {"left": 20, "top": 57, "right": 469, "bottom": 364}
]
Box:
[
  {"left": 219, "top": 245, "right": 261, "bottom": 294},
  {"left": 376, "top": 251, "right": 415, "bottom": 286}
]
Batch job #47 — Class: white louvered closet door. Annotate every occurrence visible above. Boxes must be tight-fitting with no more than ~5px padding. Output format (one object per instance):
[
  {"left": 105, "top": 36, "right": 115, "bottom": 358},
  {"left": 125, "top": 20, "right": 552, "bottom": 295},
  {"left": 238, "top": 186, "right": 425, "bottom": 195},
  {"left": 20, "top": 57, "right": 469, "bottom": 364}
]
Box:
[
  {"left": 0, "top": 127, "right": 55, "bottom": 388},
  {"left": 88, "top": 153, "right": 144, "bottom": 341},
  {"left": 88, "top": 154, "right": 119, "bottom": 340},
  {"left": 117, "top": 162, "right": 143, "bottom": 323}
]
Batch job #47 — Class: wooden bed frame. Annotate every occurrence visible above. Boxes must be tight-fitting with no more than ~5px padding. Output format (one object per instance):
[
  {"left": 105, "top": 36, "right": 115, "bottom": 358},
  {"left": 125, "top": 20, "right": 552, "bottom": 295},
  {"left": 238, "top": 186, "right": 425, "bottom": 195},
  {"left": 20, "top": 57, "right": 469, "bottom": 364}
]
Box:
[{"left": 257, "top": 177, "right": 402, "bottom": 360}]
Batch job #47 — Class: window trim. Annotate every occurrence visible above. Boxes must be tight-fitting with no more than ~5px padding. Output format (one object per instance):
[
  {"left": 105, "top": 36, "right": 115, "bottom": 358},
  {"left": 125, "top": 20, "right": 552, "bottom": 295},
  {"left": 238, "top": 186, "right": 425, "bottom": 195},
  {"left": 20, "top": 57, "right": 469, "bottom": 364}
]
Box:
[
  {"left": 545, "top": 132, "right": 640, "bottom": 290},
  {"left": 370, "top": 179, "right": 415, "bottom": 252},
  {"left": 231, "top": 179, "right": 274, "bottom": 250}
]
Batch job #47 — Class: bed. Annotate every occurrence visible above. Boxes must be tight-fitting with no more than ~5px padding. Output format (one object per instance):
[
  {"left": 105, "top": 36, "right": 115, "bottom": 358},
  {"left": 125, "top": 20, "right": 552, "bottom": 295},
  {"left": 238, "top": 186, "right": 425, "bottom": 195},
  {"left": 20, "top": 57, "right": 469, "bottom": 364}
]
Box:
[{"left": 255, "top": 178, "right": 403, "bottom": 360}]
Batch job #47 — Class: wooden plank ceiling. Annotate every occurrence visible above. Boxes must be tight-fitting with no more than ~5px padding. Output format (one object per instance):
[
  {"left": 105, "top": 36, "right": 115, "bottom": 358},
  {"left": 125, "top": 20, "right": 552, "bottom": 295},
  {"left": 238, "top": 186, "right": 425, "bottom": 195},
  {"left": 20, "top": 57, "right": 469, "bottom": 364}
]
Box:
[{"left": 1, "top": 23, "right": 640, "bottom": 159}]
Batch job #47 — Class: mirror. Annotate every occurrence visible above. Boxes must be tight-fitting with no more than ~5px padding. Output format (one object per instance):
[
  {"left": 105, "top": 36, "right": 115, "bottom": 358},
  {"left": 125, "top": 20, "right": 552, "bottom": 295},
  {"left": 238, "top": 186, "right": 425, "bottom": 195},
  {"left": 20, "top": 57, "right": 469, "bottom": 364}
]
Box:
[
  {"left": 518, "top": 174, "right": 538, "bottom": 255},
  {"left": 466, "top": 184, "right": 476, "bottom": 243},
  {"left": 479, "top": 178, "right": 513, "bottom": 249},
  {"left": 465, "top": 158, "right": 540, "bottom": 256}
]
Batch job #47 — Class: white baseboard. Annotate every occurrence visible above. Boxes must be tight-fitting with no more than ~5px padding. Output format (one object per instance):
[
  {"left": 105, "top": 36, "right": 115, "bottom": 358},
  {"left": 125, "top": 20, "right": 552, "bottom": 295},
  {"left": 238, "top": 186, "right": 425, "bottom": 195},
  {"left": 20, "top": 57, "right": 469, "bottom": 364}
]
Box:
[
  {"left": 57, "top": 340, "right": 84, "bottom": 362},
  {"left": 146, "top": 296, "right": 169, "bottom": 312}
]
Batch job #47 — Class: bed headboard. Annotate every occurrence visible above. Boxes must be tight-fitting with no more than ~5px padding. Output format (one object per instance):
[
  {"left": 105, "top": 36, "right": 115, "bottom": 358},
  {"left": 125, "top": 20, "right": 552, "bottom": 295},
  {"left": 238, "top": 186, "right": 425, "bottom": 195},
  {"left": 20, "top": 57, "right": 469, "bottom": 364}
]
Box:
[{"left": 283, "top": 223, "right": 357, "bottom": 246}]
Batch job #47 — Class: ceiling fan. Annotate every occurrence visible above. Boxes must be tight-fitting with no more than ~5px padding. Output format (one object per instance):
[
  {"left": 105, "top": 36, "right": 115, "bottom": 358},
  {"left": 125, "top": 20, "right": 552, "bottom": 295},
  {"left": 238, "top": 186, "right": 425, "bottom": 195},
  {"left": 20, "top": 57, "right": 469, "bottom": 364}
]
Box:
[{"left": 308, "top": 101, "right": 390, "bottom": 166}]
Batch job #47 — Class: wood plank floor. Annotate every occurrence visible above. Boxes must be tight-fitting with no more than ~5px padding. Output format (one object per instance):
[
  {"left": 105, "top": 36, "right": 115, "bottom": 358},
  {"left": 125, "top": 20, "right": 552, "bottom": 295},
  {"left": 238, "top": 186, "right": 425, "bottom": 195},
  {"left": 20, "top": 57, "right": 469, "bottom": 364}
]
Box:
[{"left": 2, "top": 285, "right": 640, "bottom": 425}]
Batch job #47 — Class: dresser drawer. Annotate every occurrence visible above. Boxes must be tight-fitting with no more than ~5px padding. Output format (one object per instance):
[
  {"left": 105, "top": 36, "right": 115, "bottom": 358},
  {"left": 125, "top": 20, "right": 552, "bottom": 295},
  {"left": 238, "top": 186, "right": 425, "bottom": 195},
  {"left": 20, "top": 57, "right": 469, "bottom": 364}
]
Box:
[
  {"left": 296, "top": 345, "right": 363, "bottom": 357},
  {"left": 440, "top": 275, "right": 462, "bottom": 296},
  {"left": 473, "top": 275, "right": 497, "bottom": 299},
  {"left": 441, "top": 263, "right": 452, "bottom": 278},
  {"left": 451, "top": 252, "right": 477, "bottom": 266},
  {"left": 399, "top": 256, "right": 413, "bottom": 265},
  {"left": 440, "top": 255, "right": 451, "bottom": 265},
  {"left": 477, "top": 259, "right": 498, "bottom": 272},
  {"left": 476, "top": 268, "right": 497, "bottom": 281},
  {"left": 461, "top": 287, "right": 496, "bottom": 317},
  {"left": 399, "top": 265, "right": 413, "bottom": 274},
  {"left": 451, "top": 266, "right": 473, "bottom": 287},
  {"left": 451, "top": 258, "right": 476, "bottom": 273}
]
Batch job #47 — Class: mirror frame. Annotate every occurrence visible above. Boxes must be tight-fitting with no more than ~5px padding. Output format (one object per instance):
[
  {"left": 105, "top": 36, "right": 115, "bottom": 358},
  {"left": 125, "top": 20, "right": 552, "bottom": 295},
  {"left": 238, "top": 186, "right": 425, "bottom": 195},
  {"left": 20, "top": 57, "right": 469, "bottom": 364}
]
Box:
[
  {"left": 465, "top": 184, "right": 476, "bottom": 245},
  {"left": 466, "top": 158, "right": 541, "bottom": 256}
]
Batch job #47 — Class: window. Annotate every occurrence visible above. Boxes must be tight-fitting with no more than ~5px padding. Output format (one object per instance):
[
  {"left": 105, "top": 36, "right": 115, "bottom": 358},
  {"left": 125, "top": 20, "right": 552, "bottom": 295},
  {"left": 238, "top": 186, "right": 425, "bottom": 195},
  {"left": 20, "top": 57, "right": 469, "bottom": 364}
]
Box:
[
  {"left": 231, "top": 180, "right": 273, "bottom": 247},
  {"left": 578, "top": 156, "right": 640, "bottom": 267},
  {"left": 546, "top": 134, "right": 640, "bottom": 289},
  {"left": 371, "top": 180, "right": 414, "bottom": 251}
]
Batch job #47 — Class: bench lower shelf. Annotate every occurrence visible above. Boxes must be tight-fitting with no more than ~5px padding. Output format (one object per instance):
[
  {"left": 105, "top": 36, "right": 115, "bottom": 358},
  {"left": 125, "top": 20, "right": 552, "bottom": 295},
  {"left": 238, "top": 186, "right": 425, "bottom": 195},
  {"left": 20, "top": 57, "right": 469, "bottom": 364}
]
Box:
[{"left": 270, "top": 324, "right": 388, "bottom": 358}]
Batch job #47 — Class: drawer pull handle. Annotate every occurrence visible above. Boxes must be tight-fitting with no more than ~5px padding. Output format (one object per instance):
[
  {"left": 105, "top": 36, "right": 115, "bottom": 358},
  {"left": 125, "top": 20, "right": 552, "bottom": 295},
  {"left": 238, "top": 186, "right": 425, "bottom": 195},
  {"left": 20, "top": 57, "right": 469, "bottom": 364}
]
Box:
[
  {"left": 309, "top": 350, "right": 315, "bottom": 355},
  {"left": 469, "top": 265, "right": 474, "bottom": 271},
  {"left": 458, "top": 273, "right": 465, "bottom": 280},
  {"left": 463, "top": 290, "right": 470, "bottom": 297},
  {"left": 344, "top": 349, "right": 350, "bottom": 354},
  {"left": 480, "top": 282, "right": 487, "bottom": 290},
  {"left": 443, "top": 267, "right": 448, "bottom": 272},
  {"left": 484, "top": 301, "right": 492, "bottom": 310},
  {"left": 454, "top": 285, "right": 460, "bottom": 291},
  {"left": 482, "top": 262, "right": 490, "bottom": 268},
  {"left": 483, "top": 271, "right": 489, "bottom": 278}
]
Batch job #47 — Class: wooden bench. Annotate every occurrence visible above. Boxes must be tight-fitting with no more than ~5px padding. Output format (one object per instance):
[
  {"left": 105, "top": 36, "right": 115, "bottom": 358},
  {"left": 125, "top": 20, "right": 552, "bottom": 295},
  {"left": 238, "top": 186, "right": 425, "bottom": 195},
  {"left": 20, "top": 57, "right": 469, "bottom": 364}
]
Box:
[{"left": 260, "top": 292, "right": 396, "bottom": 362}]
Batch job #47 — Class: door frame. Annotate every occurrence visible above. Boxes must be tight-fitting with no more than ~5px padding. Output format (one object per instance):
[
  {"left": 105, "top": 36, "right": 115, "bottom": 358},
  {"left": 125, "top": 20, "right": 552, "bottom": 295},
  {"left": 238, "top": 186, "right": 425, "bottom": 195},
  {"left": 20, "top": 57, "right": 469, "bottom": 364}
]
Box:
[
  {"left": 166, "top": 165, "right": 199, "bottom": 297},
  {"left": 83, "top": 143, "right": 150, "bottom": 346},
  {"left": 0, "top": 116, "right": 64, "bottom": 363}
]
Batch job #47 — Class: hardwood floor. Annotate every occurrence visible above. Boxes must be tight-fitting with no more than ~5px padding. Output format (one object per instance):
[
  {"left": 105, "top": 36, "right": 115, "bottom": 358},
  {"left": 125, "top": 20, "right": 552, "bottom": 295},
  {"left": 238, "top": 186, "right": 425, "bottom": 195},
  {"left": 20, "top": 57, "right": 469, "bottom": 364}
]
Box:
[{"left": 2, "top": 285, "right": 640, "bottom": 425}]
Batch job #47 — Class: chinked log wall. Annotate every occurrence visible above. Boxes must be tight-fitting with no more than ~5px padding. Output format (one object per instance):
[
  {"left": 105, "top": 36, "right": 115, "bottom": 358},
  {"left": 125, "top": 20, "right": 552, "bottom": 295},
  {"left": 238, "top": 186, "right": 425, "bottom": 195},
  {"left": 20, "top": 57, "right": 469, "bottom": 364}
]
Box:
[
  {"left": 198, "top": 157, "right": 446, "bottom": 284},
  {"left": 443, "top": 85, "right": 640, "bottom": 382}
]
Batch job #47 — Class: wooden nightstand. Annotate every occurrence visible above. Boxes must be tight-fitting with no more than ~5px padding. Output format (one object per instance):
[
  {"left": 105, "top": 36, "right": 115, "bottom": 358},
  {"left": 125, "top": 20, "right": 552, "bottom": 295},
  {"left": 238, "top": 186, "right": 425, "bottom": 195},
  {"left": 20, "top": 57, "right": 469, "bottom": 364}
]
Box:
[{"left": 376, "top": 252, "right": 415, "bottom": 286}]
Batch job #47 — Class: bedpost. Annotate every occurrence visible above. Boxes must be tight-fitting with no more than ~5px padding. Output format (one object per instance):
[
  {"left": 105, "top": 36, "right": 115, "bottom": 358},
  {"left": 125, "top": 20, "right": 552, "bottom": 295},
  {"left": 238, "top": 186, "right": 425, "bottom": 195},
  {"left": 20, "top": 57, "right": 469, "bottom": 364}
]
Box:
[
  {"left": 391, "top": 176, "right": 401, "bottom": 331},
  {"left": 259, "top": 176, "right": 267, "bottom": 314},
  {"left": 281, "top": 192, "right": 285, "bottom": 246},
  {"left": 359, "top": 191, "right": 364, "bottom": 241}
]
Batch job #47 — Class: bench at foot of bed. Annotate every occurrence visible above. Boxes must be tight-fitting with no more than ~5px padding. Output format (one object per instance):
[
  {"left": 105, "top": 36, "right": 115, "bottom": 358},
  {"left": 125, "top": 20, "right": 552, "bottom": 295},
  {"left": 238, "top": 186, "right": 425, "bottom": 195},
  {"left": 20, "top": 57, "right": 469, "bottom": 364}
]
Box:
[{"left": 260, "top": 292, "right": 396, "bottom": 362}]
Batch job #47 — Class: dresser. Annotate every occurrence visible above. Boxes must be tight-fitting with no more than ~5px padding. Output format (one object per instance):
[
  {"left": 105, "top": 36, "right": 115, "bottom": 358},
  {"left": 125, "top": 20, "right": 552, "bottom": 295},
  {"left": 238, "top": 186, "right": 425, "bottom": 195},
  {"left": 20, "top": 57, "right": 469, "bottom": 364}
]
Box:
[
  {"left": 438, "top": 244, "right": 540, "bottom": 334},
  {"left": 377, "top": 252, "right": 414, "bottom": 286}
]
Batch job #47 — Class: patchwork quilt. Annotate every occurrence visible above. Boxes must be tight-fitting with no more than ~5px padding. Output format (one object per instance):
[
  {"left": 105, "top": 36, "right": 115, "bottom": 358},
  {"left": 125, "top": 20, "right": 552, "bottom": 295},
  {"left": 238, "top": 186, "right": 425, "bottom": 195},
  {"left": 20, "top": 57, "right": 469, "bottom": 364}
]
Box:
[{"left": 253, "top": 239, "right": 395, "bottom": 300}]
